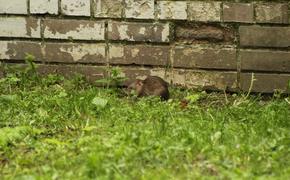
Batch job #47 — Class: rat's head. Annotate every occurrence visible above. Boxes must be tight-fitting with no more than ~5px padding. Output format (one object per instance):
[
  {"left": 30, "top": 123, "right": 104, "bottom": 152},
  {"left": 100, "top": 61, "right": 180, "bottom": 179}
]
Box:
[{"left": 127, "top": 79, "right": 143, "bottom": 94}]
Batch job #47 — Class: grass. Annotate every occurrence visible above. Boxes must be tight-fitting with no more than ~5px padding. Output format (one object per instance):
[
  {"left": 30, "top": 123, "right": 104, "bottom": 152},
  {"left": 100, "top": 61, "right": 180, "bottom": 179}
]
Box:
[{"left": 0, "top": 72, "right": 289, "bottom": 179}]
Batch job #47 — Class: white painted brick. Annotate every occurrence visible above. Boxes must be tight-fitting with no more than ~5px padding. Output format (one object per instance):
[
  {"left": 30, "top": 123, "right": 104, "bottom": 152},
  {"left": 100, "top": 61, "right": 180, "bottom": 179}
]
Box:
[
  {"left": 43, "top": 19, "right": 105, "bottom": 40},
  {"left": 61, "top": 0, "right": 90, "bottom": 16},
  {"left": 94, "top": 0, "right": 123, "bottom": 18},
  {"left": 43, "top": 43, "right": 106, "bottom": 63},
  {"left": 188, "top": 1, "right": 221, "bottom": 22},
  {"left": 125, "top": 0, "right": 154, "bottom": 19},
  {"left": 157, "top": 1, "right": 187, "bottom": 20},
  {"left": 108, "top": 21, "right": 170, "bottom": 42},
  {"left": 30, "top": 0, "right": 58, "bottom": 15},
  {"left": 0, "top": 0, "right": 27, "bottom": 14},
  {"left": 0, "top": 17, "right": 41, "bottom": 38}
]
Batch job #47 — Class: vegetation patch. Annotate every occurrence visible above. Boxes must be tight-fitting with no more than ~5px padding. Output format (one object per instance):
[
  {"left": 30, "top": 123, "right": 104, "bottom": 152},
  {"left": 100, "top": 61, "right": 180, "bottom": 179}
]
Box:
[{"left": 0, "top": 62, "right": 289, "bottom": 179}]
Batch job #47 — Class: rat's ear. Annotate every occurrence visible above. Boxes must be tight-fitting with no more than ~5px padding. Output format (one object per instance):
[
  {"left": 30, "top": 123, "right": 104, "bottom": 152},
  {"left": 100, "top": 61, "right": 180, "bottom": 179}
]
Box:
[{"left": 136, "top": 79, "right": 143, "bottom": 86}]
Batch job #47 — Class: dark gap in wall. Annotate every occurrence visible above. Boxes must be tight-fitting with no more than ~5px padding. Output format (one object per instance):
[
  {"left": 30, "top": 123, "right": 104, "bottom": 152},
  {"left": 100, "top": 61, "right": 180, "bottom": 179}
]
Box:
[{"left": 241, "top": 70, "right": 290, "bottom": 74}]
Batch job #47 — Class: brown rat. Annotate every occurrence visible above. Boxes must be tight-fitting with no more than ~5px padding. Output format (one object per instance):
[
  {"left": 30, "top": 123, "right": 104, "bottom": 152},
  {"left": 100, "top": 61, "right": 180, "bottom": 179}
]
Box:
[{"left": 127, "top": 76, "right": 170, "bottom": 101}]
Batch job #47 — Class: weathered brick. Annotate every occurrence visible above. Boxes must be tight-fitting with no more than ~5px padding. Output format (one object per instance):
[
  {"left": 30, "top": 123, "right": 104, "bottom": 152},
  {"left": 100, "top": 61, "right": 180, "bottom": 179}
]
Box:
[
  {"left": 61, "top": 0, "right": 90, "bottom": 16},
  {"left": 109, "top": 44, "right": 170, "bottom": 66},
  {"left": 43, "top": 19, "right": 105, "bottom": 40},
  {"left": 0, "top": 17, "right": 41, "bottom": 38},
  {"left": 176, "top": 24, "right": 234, "bottom": 44},
  {"left": 0, "top": 41, "right": 106, "bottom": 64},
  {"left": 42, "top": 43, "right": 106, "bottom": 63},
  {"left": 125, "top": 0, "right": 154, "bottom": 19},
  {"left": 239, "top": 26, "right": 290, "bottom": 48},
  {"left": 157, "top": 1, "right": 187, "bottom": 20},
  {"left": 0, "top": 41, "right": 43, "bottom": 61},
  {"left": 36, "top": 65, "right": 107, "bottom": 82},
  {"left": 173, "top": 46, "right": 236, "bottom": 70},
  {"left": 241, "top": 50, "right": 290, "bottom": 72},
  {"left": 0, "top": 0, "right": 27, "bottom": 14},
  {"left": 188, "top": 1, "right": 221, "bottom": 22},
  {"left": 93, "top": 0, "right": 123, "bottom": 18},
  {"left": 256, "top": 3, "right": 289, "bottom": 24},
  {"left": 223, "top": 3, "right": 254, "bottom": 23},
  {"left": 121, "top": 67, "right": 151, "bottom": 80},
  {"left": 30, "top": 0, "right": 58, "bottom": 15},
  {"left": 108, "top": 21, "right": 170, "bottom": 42},
  {"left": 241, "top": 73, "right": 290, "bottom": 93},
  {"left": 171, "top": 69, "right": 237, "bottom": 90}
]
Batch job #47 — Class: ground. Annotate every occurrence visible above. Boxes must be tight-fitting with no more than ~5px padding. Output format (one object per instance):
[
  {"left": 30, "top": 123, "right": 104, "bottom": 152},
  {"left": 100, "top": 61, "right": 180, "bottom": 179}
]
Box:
[{"left": 0, "top": 71, "right": 289, "bottom": 179}]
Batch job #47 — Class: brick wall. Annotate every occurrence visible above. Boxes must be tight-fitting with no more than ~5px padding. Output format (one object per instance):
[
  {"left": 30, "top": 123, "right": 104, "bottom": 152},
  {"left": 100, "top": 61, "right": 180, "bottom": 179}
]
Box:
[{"left": 0, "top": 0, "right": 290, "bottom": 93}]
